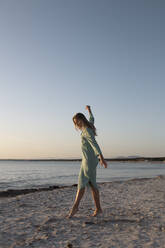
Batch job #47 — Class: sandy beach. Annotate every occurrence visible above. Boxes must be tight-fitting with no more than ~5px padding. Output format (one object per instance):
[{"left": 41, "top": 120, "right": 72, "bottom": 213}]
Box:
[{"left": 0, "top": 176, "right": 165, "bottom": 248}]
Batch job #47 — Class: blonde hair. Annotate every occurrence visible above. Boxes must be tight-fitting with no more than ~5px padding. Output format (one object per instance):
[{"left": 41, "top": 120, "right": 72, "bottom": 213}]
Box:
[{"left": 72, "top": 113, "right": 97, "bottom": 136}]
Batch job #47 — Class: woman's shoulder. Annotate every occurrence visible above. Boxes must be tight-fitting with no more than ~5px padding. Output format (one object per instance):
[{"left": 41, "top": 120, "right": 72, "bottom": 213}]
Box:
[{"left": 84, "top": 127, "right": 94, "bottom": 136}]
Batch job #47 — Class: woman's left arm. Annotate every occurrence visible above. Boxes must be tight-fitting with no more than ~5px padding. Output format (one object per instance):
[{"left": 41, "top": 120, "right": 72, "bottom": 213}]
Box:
[
  {"left": 98, "top": 153, "right": 107, "bottom": 168},
  {"left": 85, "top": 129, "right": 107, "bottom": 168}
]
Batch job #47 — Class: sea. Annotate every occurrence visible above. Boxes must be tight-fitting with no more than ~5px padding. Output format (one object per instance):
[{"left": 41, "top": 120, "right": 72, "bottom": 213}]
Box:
[{"left": 0, "top": 160, "right": 165, "bottom": 192}]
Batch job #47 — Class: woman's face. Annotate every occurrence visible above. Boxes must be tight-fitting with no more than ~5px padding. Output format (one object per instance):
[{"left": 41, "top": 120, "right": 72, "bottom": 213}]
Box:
[{"left": 73, "top": 118, "right": 83, "bottom": 130}]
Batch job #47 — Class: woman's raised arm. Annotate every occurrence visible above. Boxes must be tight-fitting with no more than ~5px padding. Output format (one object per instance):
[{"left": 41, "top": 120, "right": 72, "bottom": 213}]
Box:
[{"left": 85, "top": 105, "right": 94, "bottom": 124}]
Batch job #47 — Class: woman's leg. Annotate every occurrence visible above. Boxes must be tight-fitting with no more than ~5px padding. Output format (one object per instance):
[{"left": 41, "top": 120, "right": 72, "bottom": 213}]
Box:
[
  {"left": 89, "top": 182, "right": 102, "bottom": 216},
  {"left": 68, "top": 187, "right": 85, "bottom": 218}
]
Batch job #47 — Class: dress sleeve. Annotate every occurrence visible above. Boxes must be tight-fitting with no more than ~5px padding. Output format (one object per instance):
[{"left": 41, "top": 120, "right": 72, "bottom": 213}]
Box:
[
  {"left": 89, "top": 112, "right": 94, "bottom": 124},
  {"left": 85, "top": 128, "right": 102, "bottom": 156}
]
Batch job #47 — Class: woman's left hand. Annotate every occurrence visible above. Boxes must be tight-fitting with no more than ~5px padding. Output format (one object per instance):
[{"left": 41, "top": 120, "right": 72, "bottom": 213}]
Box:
[{"left": 100, "top": 158, "right": 108, "bottom": 168}]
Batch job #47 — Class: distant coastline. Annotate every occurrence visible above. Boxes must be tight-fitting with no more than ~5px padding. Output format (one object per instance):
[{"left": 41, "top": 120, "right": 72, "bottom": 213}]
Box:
[{"left": 0, "top": 157, "right": 165, "bottom": 162}]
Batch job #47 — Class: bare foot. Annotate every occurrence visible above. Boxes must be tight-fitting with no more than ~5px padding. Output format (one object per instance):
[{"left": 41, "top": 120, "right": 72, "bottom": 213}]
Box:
[
  {"left": 92, "top": 209, "right": 103, "bottom": 217},
  {"left": 67, "top": 205, "right": 78, "bottom": 218}
]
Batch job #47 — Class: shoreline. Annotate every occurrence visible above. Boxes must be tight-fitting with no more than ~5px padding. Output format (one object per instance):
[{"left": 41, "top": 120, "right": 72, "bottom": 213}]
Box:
[
  {"left": 0, "top": 184, "right": 77, "bottom": 198},
  {"left": 0, "top": 175, "right": 164, "bottom": 198}
]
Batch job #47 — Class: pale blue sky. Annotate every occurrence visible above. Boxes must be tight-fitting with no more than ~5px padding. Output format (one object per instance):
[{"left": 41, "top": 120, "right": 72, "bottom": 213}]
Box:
[{"left": 0, "top": 0, "right": 164, "bottom": 159}]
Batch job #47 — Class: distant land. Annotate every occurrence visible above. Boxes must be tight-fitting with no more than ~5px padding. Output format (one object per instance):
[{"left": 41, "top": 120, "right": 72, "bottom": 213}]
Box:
[{"left": 0, "top": 157, "right": 165, "bottom": 162}]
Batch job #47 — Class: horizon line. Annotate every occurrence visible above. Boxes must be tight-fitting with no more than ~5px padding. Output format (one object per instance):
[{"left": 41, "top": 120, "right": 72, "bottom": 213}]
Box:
[{"left": 0, "top": 156, "right": 165, "bottom": 161}]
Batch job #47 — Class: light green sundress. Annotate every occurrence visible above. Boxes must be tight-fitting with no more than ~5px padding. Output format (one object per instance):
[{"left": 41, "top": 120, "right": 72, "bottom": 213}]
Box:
[{"left": 78, "top": 112, "right": 102, "bottom": 190}]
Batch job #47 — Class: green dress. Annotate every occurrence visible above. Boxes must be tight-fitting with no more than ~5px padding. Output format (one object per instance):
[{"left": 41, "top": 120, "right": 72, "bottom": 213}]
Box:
[{"left": 78, "top": 112, "right": 102, "bottom": 190}]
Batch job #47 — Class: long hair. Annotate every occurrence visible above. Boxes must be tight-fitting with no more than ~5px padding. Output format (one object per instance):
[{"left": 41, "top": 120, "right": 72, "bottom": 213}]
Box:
[{"left": 72, "top": 113, "right": 97, "bottom": 136}]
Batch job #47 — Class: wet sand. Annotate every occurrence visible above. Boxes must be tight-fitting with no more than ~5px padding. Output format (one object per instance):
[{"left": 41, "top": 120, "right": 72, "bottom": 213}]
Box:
[{"left": 0, "top": 176, "right": 165, "bottom": 248}]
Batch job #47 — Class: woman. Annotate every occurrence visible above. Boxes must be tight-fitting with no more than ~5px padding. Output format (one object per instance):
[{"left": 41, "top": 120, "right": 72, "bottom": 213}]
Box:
[{"left": 68, "top": 105, "right": 107, "bottom": 218}]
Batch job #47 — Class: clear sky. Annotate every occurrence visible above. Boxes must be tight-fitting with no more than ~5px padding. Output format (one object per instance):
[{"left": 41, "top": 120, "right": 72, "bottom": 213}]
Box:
[{"left": 0, "top": 0, "right": 164, "bottom": 159}]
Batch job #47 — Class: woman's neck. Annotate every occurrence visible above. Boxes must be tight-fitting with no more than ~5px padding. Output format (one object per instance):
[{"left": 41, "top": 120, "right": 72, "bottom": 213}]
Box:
[{"left": 81, "top": 126, "right": 86, "bottom": 131}]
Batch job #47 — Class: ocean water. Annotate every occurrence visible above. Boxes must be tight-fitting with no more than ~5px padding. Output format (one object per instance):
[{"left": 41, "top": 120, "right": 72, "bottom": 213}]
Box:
[{"left": 0, "top": 160, "right": 165, "bottom": 191}]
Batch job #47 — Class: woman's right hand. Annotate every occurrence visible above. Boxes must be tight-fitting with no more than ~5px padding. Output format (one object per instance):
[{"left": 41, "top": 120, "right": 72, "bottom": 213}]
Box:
[{"left": 85, "top": 105, "right": 91, "bottom": 111}]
